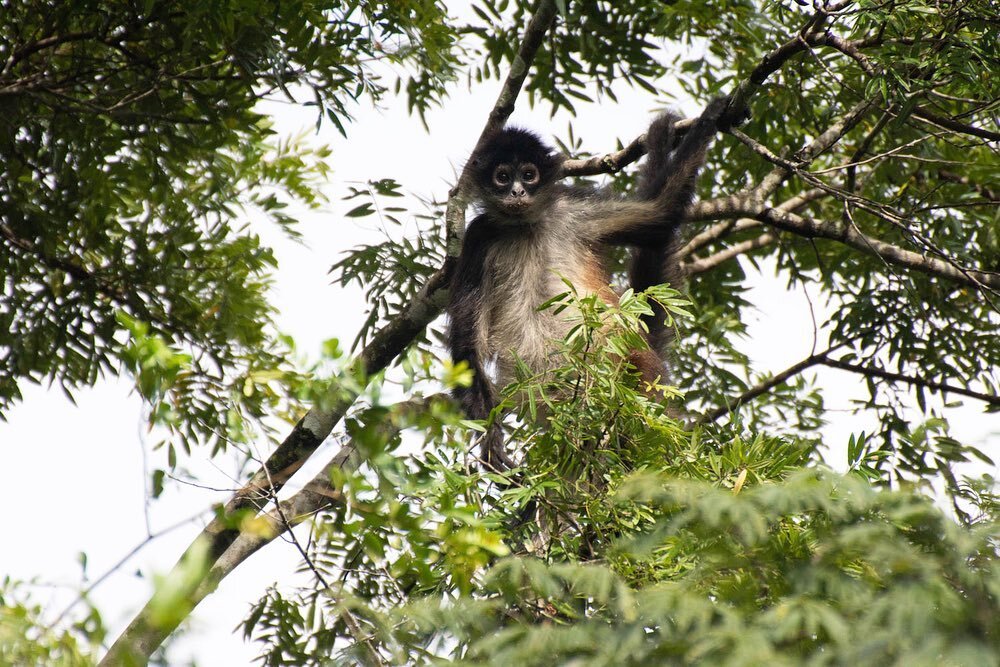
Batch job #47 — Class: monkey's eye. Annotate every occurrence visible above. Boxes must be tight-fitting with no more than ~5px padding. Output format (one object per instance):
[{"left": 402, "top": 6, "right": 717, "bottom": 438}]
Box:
[
  {"left": 493, "top": 166, "right": 511, "bottom": 187},
  {"left": 521, "top": 165, "right": 539, "bottom": 184}
]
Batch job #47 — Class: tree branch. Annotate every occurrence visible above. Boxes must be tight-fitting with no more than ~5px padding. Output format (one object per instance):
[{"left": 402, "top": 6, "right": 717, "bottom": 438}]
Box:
[
  {"left": 938, "top": 170, "right": 999, "bottom": 201},
  {"left": 912, "top": 106, "right": 1000, "bottom": 143},
  {"left": 729, "top": 123, "right": 1000, "bottom": 297},
  {"left": 682, "top": 232, "right": 777, "bottom": 276},
  {"left": 701, "top": 345, "right": 999, "bottom": 425},
  {"left": 99, "top": 4, "right": 559, "bottom": 664},
  {"left": 562, "top": 10, "right": 858, "bottom": 180},
  {"left": 753, "top": 205, "right": 1000, "bottom": 290},
  {"left": 754, "top": 98, "right": 875, "bottom": 198},
  {"left": 700, "top": 351, "right": 830, "bottom": 424},
  {"left": 561, "top": 120, "right": 694, "bottom": 177},
  {"left": 678, "top": 189, "right": 826, "bottom": 261},
  {"left": 821, "top": 358, "right": 999, "bottom": 407},
  {"left": 196, "top": 394, "right": 441, "bottom": 599}
]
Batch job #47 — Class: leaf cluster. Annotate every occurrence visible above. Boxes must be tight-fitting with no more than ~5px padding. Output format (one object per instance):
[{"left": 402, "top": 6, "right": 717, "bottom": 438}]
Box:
[
  {"left": 0, "top": 0, "right": 461, "bottom": 454},
  {"left": 241, "top": 288, "right": 999, "bottom": 665}
]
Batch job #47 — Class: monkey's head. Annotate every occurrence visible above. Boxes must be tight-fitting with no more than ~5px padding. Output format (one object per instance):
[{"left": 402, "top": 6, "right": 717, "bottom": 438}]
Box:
[{"left": 470, "top": 127, "right": 562, "bottom": 221}]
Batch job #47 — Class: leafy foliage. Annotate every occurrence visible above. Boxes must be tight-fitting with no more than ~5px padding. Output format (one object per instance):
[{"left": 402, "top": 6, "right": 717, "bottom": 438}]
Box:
[
  {"left": 0, "top": 0, "right": 460, "bottom": 452},
  {"left": 2, "top": 0, "right": 998, "bottom": 665},
  {"left": 331, "top": 181, "right": 445, "bottom": 351},
  {"left": 242, "top": 290, "right": 999, "bottom": 665},
  {"left": 0, "top": 578, "right": 102, "bottom": 666}
]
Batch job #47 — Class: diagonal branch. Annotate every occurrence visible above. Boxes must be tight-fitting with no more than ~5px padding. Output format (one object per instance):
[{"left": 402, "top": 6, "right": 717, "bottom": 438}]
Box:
[
  {"left": 821, "top": 358, "right": 999, "bottom": 406},
  {"left": 700, "top": 350, "right": 831, "bottom": 424},
  {"left": 562, "top": 119, "right": 695, "bottom": 177},
  {"left": 753, "top": 205, "right": 1000, "bottom": 290},
  {"left": 682, "top": 232, "right": 777, "bottom": 276},
  {"left": 729, "top": 125, "right": 1000, "bottom": 297},
  {"left": 678, "top": 189, "right": 827, "bottom": 264},
  {"left": 912, "top": 106, "right": 1000, "bottom": 143},
  {"left": 195, "top": 396, "right": 440, "bottom": 606},
  {"left": 753, "top": 98, "right": 875, "bottom": 199},
  {"left": 98, "top": 3, "right": 559, "bottom": 665},
  {"left": 701, "top": 346, "right": 998, "bottom": 424},
  {"left": 563, "top": 9, "right": 858, "bottom": 180}
]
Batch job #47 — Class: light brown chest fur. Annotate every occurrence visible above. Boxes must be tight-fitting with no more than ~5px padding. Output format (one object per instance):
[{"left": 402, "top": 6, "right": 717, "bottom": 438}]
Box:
[{"left": 480, "top": 222, "right": 614, "bottom": 385}]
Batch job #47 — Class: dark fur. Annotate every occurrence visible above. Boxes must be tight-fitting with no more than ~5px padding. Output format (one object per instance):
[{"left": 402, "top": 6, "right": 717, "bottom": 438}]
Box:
[
  {"left": 449, "top": 98, "right": 731, "bottom": 471},
  {"left": 447, "top": 219, "right": 514, "bottom": 470},
  {"left": 627, "top": 108, "right": 716, "bottom": 355}
]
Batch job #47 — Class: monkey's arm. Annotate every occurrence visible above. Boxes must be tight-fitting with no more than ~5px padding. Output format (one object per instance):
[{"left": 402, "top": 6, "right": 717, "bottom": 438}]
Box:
[
  {"left": 448, "top": 218, "right": 514, "bottom": 472},
  {"left": 628, "top": 111, "right": 686, "bottom": 354},
  {"left": 588, "top": 97, "right": 732, "bottom": 245}
]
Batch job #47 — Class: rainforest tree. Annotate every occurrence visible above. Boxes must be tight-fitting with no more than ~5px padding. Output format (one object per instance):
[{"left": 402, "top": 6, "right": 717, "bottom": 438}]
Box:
[{"left": 1, "top": 1, "right": 997, "bottom": 664}]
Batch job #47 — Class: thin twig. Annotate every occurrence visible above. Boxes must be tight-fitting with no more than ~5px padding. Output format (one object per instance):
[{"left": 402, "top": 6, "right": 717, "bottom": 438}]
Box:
[{"left": 822, "top": 358, "right": 999, "bottom": 406}]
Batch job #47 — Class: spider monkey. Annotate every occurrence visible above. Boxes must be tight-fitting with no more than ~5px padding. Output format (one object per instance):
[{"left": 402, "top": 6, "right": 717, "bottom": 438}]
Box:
[{"left": 449, "top": 97, "right": 735, "bottom": 472}]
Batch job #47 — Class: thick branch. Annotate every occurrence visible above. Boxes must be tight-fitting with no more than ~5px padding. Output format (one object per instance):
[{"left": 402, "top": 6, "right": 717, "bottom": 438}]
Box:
[
  {"left": 198, "top": 442, "right": 364, "bottom": 599},
  {"left": 1, "top": 31, "right": 98, "bottom": 76},
  {"left": 682, "top": 232, "right": 777, "bottom": 275},
  {"left": 814, "top": 30, "right": 877, "bottom": 75},
  {"left": 562, "top": 11, "right": 856, "bottom": 180},
  {"left": 100, "top": 200, "right": 451, "bottom": 667},
  {"left": 912, "top": 106, "right": 1000, "bottom": 143},
  {"left": 198, "top": 395, "right": 439, "bottom": 598},
  {"left": 678, "top": 189, "right": 826, "bottom": 261},
  {"left": 561, "top": 119, "right": 695, "bottom": 176}
]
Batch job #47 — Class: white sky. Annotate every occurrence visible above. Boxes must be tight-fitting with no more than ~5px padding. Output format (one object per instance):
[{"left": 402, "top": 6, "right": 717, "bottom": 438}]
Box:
[{"left": 1, "top": 34, "right": 996, "bottom": 667}]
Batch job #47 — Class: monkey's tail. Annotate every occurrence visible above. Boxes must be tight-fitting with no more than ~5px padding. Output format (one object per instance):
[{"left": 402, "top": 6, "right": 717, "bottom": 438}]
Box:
[
  {"left": 630, "top": 110, "right": 685, "bottom": 357},
  {"left": 629, "top": 241, "right": 680, "bottom": 356}
]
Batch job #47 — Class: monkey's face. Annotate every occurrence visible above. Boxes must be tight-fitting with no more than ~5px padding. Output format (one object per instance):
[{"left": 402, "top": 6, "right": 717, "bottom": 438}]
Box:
[
  {"left": 488, "top": 160, "right": 543, "bottom": 215},
  {"left": 471, "top": 127, "right": 562, "bottom": 222}
]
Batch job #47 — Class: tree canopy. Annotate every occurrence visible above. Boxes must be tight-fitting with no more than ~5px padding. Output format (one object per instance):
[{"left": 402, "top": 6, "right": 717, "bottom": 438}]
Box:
[{"left": 1, "top": 1, "right": 998, "bottom": 665}]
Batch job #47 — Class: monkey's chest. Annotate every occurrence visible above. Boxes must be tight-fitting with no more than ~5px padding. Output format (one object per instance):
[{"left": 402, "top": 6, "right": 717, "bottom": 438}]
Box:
[{"left": 482, "top": 238, "right": 608, "bottom": 382}]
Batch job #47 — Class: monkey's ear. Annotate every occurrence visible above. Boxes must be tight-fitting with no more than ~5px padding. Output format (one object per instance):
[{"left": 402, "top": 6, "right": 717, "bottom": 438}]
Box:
[{"left": 540, "top": 153, "right": 565, "bottom": 183}]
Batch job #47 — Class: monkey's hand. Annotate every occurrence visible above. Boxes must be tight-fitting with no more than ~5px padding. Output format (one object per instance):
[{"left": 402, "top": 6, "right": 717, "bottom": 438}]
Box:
[{"left": 713, "top": 94, "right": 751, "bottom": 132}]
